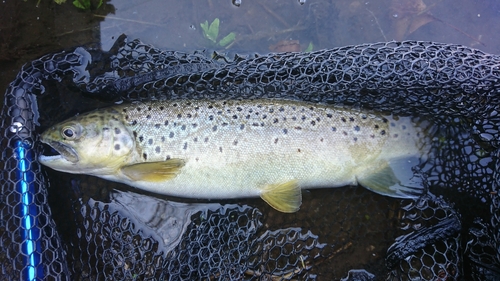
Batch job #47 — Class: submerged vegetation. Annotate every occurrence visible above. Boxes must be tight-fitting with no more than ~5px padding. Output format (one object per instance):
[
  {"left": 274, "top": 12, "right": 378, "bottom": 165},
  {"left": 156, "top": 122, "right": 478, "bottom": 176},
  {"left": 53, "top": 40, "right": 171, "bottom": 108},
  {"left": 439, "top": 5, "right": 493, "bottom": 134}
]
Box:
[{"left": 200, "top": 18, "right": 236, "bottom": 48}]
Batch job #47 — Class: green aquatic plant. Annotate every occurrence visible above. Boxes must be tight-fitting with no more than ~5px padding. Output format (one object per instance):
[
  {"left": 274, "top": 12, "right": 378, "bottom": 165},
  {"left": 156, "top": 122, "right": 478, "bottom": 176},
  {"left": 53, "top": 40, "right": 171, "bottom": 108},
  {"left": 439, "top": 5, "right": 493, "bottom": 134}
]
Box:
[
  {"left": 72, "top": 0, "right": 102, "bottom": 10},
  {"left": 200, "top": 18, "right": 236, "bottom": 47}
]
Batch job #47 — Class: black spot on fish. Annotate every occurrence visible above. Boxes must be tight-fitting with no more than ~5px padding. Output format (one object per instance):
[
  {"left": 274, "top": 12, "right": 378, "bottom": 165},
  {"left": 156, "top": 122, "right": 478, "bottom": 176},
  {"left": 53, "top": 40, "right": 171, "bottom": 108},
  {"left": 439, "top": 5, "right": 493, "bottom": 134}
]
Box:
[
  {"left": 114, "top": 144, "right": 120, "bottom": 150},
  {"left": 195, "top": 157, "right": 199, "bottom": 162},
  {"left": 233, "top": 115, "right": 238, "bottom": 119},
  {"left": 143, "top": 153, "right": 148, "bottom": 160},
  {"left": 103, "top": 127, "right": 109, "bottom": 131},
  {"left": 381, "top": 130, "right": 386, "bottom": 135},
  {"left": 326, "top": 113, "right": 333, "bottom": 118},
  {"left": 354, "top": 125, "right": 360, "bottom": 131},
  {"left": 192, "top": 123, "right": 198, "bottom": 128},
  {"left": 148, "top": 106, "right": 152, "bottom": 111},
  {"left": 217, "top": 111, "right": 223, "bottom": 115},
  {"left": 219, "top": 147, "right": 223, "bottom": 153},
  {"left": 136, "top": 107, "right": 141, "bottom": 112},
  {"left": 294, "top": 126, "right": 302, "bottom": 130},
  {"left": 208, "top": 104, "right": 213, "bottom": 109},
  {"left": 301, "top": 115, "right": 306, "bottom": 121},
  {"left": 194, "top": 137, "right": 198, "bottom": 142},
  {"left": 222, "top": 122, "right": 228, "bottom": 126},
  {"left": 183, "top": 143, "right": 187, "bottom": 150},
  {"left": 204, "top": 137, "right": 209, "bottom": 143},
  {"left": 155, "top": 124, "right": 161, "bottom": 129},
  {"left": 209, "top": 115, "right": 214, "bottom": 121},
  {"left": 133, "top": 131, "right": 138, "bottom": 138},
  {"left": 246, "top": 115, "right": 251, "bottom": 119},
  {"left": 361, "top": 114, "right": 367, "bottom": 120},
  {"left": 139, "top": 136, "right": 144, "bottom": 142},
  {"left": 213, "top": 125, "right": 218, "bottom": 131},
  {"left": 332, "top": 127, "right": 337, "bottom": 132},
  {"left": 169, "top": 132, "right": 174, "bottom": 138},
  {"left": 177, "top": 114, "right": 182, "bottom": 119},
  {"left": 123, "top": 108, "right": 127, "bottom": 113},
  {"left": 159, "top": 106, "right": 164, "bottom": 110},
  {"left": 194, "top": 107, "right": 200, "bottom": 111},
  {"left": 161, "top": 136, "right": 165, "bottom": 142},
  {"left": 166, "top": 155, "right": 171, "bottom": 160},
  {"left": 341, "top": 117, "right": 346, "bottom": 122},
  {"left": 125, "top": 115, "right": 129, "bottom": 120},
  {"left": 349, "top": 117, "right": 354, "bottom": 122},
  {"left": 390, "top": 122, "right": 396, "bottom": 127},
  {"left": 273, "top": 118, "right": 279, "bottom": 124},
  {"left": 297, "top": 148, "right": 301, "bottom": 152},
  {"left": 131, "top": 120, "right": 137, "bottom": 126},
  {"left": 353, "top": 137, "right": 358, "bottom": 142},
  {"left": 374, "top": 124, "right": 379, "bottom": 129},
  {"left": 181, "top": 125, "right": 186, "bottom": 130},
  {"left": 320, "top": 138, "right": 324, "bottom": 142},
  {"left": 173, "top": 103, "right": 178, "bottom": 107},
  {"left": 233, "top": 140, "right": 238, "bottom": 145},
  {"left": 402, "top": 125, "right": 407, "bottom": 130},
  {"left": 156, "top": 146, "right": 161, "bottom": 153},
  {"left": 279, "top": 107, "right": 285, "bottom": 112},
  {"left": 252, "top": 123, "right": 259, "bottom": 127},
  {"left": 309, "top": 106, "right": 314, "bottom": 111},
  {"left": 262, "top": 114, "right": 267, "bottom": 119},
  {"left": 237, "top": 107, "right": 243, "bottom": 112},
  {"left": 393, "top": 134, "right": 398, "bottom": 138},
  {"left": 370, "top": 134, "right": 375, "bottom": 138},
  {"left": 240, "top": 124, "right": 245, "bottom": 130},
  {"left": 248, "top": 109, "right": 253, "bottom": 113},
  {"left": 310, "top": 120, "right": 316, "bottom": 126},
  {"left": 292, "top": 116, "right": 297, "bottom": 121},
  {"left": 111, "top": 116, "right": 119, "bottom": 121},
  {"left": 343, "top": 131, "right": 348, "bottom": 136},
  {"left": 148, "top": 139, "right": 153, "bottom": 145},
  {"left": 164, "top": 120, "right": 169, "bottom": 126},
  {"left": 382, "top": 118, "right": 388, "bottom": 123},
  {"left": 269, "top": 108, "right": 274, "bottom": 113},
  {"left": 274, "top": 138, "right": 278, "bottom": 144},
  {"left": 316, "top": 117, "right": 320, "bottom": 122},
  {"left": 187, "top": 113, "right": 192, "bottom": 118},
  {"left": 283, "top": 128, "right": 288, "bottom": 134}
]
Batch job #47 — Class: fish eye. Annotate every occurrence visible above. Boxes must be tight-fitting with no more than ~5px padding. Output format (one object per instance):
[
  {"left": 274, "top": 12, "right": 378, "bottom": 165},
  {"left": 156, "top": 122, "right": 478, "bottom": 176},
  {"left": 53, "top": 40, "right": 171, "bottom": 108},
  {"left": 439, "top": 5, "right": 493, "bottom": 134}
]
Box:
[{"left": 61, "top": 126, "right": 77, "bottom": 140}]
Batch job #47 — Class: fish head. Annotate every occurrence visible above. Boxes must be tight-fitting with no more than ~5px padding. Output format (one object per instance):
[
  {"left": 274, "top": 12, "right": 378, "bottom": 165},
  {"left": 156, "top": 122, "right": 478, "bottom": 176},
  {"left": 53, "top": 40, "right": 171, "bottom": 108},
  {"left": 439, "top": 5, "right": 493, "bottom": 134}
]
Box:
[{"left": 39, "top": 108, "right": 135, "bottom": 175}]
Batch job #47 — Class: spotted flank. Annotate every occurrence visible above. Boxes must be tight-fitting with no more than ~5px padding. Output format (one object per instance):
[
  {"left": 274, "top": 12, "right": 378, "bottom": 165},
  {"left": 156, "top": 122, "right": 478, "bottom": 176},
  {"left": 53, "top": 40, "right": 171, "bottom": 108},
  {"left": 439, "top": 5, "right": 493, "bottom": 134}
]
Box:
[{"left": 39, "top": 99, "right": 433, "bottom": 213}]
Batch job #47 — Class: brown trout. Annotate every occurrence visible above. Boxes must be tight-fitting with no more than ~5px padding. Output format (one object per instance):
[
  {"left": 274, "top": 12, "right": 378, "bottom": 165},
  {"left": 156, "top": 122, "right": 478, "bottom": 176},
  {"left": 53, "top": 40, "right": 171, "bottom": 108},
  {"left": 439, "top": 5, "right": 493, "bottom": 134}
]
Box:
[{"left": 39, "top": 99, "right": 432, "bottom": 213}]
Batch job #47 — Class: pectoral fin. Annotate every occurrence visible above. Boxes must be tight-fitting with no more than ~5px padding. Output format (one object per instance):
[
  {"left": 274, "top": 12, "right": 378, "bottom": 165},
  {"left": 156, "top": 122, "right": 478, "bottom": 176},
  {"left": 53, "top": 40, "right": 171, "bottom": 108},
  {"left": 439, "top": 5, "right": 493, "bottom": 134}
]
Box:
[
  {"left": 121, "top": 159, "right": 185, "bottom": 182},
  {"left": 356, "top": 160, "right": 424, "bottom": 198},
  {"left": 260, "top": 180, "right": 302, "bottom": 213}
]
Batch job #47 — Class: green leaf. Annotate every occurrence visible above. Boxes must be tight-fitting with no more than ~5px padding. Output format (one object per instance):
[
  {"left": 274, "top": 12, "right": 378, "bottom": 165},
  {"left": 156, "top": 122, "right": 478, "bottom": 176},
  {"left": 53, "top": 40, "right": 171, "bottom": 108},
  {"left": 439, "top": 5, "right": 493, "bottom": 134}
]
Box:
[
  {"left": 206, "top": 18, "right": 220, "bottom": 43},
  {"left": 219, "top": 32, "right": 236, "bottom": 47},
  {"left": 305, "top": 42, "right": 314, "bottom": 52},
  {"left": 54, "top": 0, "right": 66, "bottom": 4},
  {"left": 200, "top": 20, "right": 209, "bottom": 37},
  {"left": 73, "top": 0, "right": 90, "bottom": 9}
]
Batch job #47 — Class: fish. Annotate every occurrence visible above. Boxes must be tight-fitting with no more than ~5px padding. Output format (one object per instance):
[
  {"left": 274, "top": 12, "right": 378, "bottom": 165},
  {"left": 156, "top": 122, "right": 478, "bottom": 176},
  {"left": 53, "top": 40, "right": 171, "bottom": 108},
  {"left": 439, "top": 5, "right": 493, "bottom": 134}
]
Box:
[{"left": 39, "top": 99, "right": 432, "bottom": 213}]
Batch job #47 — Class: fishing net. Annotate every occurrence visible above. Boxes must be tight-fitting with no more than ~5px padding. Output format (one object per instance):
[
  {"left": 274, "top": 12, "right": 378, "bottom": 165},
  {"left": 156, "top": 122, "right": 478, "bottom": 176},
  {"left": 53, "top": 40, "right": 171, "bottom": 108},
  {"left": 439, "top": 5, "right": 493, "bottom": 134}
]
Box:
[{"left": 1, "top": 35, "right": 500, "bottom": 280}]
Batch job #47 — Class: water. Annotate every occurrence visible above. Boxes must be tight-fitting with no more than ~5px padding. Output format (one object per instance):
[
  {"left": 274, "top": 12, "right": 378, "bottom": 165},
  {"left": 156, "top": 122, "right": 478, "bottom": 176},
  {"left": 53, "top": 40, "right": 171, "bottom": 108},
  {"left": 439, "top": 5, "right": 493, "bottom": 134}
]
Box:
[{"left": 1, "top": 0, "right": 500, "bottom": 279}]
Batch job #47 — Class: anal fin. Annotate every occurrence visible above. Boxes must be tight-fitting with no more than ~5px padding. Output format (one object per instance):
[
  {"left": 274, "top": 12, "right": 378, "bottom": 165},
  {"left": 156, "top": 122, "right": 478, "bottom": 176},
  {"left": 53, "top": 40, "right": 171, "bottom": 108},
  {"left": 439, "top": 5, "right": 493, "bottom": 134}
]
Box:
[
  {"left": 356, "top": 159, "right": 425, "bottom": 199},
  {"left": 260, "top": 180, "right": 302, "bottom": 213},
  {"left": 121, "top": 159, "right": 185, "bottom": 182}
]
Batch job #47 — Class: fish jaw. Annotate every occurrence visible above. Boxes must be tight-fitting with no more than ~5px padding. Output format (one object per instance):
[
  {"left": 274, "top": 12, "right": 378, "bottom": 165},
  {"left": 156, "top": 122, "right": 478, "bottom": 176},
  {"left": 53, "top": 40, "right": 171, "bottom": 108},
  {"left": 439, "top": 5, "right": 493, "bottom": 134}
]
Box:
[{"left": 38, "top": 138, "right": 81, "bottom": 173}]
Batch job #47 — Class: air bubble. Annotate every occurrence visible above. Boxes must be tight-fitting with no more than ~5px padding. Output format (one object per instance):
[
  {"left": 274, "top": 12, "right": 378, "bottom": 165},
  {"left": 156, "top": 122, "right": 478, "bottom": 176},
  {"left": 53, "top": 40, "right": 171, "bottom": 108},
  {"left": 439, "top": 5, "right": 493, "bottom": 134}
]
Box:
[
  {"left": 232, "top": 0, "right": 241, "bottom": 7},
  {"left": 298, "top": 0, "right": 306, "bottom": 4}
]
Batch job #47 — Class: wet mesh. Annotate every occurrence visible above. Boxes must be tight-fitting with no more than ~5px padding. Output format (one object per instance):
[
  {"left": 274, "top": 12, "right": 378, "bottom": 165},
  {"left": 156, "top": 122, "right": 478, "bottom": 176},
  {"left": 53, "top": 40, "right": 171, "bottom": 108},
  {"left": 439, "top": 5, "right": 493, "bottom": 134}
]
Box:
[{"left": 2, "top": 35, "right": 500, "bottom": 280}]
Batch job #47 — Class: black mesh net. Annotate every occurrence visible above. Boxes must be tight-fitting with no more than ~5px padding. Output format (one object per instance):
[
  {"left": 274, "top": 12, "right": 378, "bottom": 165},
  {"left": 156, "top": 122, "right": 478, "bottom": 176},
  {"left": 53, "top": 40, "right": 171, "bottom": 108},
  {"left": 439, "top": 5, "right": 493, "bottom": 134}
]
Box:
[{"left": 1, "top": 35, "right": 500, "bottom": 280}]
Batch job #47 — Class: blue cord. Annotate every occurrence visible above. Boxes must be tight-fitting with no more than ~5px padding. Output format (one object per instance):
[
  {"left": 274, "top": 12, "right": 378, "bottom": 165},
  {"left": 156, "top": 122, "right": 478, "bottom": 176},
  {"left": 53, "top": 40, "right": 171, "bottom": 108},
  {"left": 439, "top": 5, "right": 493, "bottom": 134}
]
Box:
[{"left": 15, "top": 140, "right": 43, "bottom": 281}]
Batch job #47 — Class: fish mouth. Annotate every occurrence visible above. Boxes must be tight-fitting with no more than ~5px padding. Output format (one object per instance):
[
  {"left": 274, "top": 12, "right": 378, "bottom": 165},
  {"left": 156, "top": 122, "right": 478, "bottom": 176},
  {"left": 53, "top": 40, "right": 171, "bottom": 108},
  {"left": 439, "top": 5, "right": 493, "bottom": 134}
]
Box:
[{"left": 39, "top": 141, "right": 79, "bottom": 164}]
